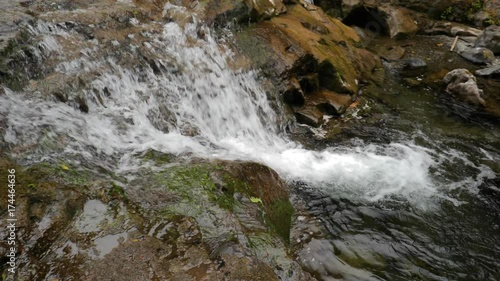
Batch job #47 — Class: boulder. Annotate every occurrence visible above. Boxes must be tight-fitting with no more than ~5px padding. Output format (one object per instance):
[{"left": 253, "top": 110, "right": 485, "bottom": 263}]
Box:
[
  {"left": 458, "top": 47, "right": 495, "bottom": 64},
  {"left": 443, "top": 68, "right": 486, "bottom": 106},
  {"left": 245, "top": 0, "right": 287, "bottom": 21},
  {"left": 424, "top": 21, "right": 483, "bottom": 37},
  {"left": 475, "top": 25, "right": 500, "bottom": 54},
  {"left": 283, "top": 77, "right": 306, "bottom": 106},
  {"left": 295, "top": 107, "right": 324, "bottom": 127},
  {"left": 399, "top": 57, "right": 427, "bottom": 76},
  {"left": 475, "top": 65, "right": 500, "bottom": 79},
  {"left": 234, "top": 3, "right": 382, "bottom": 127},
  {"left": 309, "top": 90, "right": 353, "bottom": 116},
  {"left": 201, "top": 0, "right": 286, "bottom": 23},
  {"left": 379, "top": 5, "right": 419, "bottom": 39}
]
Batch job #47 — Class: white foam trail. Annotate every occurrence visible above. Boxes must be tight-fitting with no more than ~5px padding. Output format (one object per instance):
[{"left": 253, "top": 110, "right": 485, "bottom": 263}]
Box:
[{"left": 0, "top": 5, "right": 493, "bottom": 204}]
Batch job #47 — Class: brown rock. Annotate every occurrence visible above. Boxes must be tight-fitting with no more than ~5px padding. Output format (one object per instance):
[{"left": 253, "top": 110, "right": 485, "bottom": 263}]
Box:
[
  {"left": 443, "top": 68, "right": 486, "bottom": 106},
  {"left": 309, "top": 90, "right": 353, "bottom": 116},
  {"left": 283, "top": 77, "right": 306, "bottom": 106},
  {"left": 295, "top": 106, "right": 324, "bottom": 127}
]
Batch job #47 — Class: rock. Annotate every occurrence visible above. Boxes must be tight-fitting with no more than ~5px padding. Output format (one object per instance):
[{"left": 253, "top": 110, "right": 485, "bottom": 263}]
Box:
[
  {"left": 295, "top": 107, "right": 324, "bottom": 127},
  {"left": 392, "top": 57, "right": 427, "bottom": 77},
  {"left": 0, "top": 0, "right": 32, "bottom": 50},
  {"left": 424, "top": 21, "right": 483, "bottom": 37},
  {"left": 450, "top": 26, "right": 482, "bottom": 37},
  {"left": 460, "top": 36, "right": 479, "bottom": 44},
  {"left": 235, "top": 3, "right": 382, "bottom": 120},
  {"left": 401, "top": 57, "right": 427, "bottom": 70},
  {"left": 298, "top": 239, "right": 377, "bottom": 280},
  {"left": 235, "top": 3, "right": 375, "bottom": 92},
  {"left": 458, "top": 46, "right": 495, "bottom": 65},
  {"left": 475, "top": 25, "right": 500, "bottom": 54},
  {"left": 283, "top": 77, "right": 306, "bottom": 106},
  {"left": 342, "top": 4, "right": 424, "bottom": 39},
  {"left": 245, "top": 0, "right": 287, "bottom": 21},
  {"left": 443, "top": 68, "right": 486, "bottom": 106},
  {"left": 308, "top": 90, "right": 353, "bottom": 116},
  {"left": 476, "top": 0, "right": 500, "bottom": 27},
  {"left": 373, "top": 45, "right": 406, "bottom": 61},
  {"left": 378, "top": 5, "right": 419, "bottom": 39},
  {"left": 198, "top": 0, "right": 286, "bottom": 24},
  {"left": 423, "top": 21, "right": 453, "bottom": 35},
  {"left": 475, "top": 65, "right": 500, "bottom": 79}
]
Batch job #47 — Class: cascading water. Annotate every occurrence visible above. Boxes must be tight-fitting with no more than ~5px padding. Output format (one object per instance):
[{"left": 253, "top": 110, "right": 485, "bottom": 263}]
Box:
[{"left": 0, "top": 4, "right": 494, "bottom": 207}]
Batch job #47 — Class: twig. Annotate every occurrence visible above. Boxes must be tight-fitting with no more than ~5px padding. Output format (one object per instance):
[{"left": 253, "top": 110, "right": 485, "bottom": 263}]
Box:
[{"left": 450, "top": 36, "right": 459, "bottom": 51}]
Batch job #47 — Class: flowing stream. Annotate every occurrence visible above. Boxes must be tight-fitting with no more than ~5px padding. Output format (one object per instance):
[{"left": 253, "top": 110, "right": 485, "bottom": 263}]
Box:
[{"left": 0, "top": 4, "right": 499, "bottom": 280}]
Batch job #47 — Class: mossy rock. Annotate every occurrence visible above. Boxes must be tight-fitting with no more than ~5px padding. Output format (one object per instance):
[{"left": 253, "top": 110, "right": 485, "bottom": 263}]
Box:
[
  {"left": 129, "top": 160, "right": 294, "bottom": 242},
  {"left": 214, "top": 161, "right": 294, "bottom": 242},
  {"left": 0, "top": 27, "right": 46, "bottom": 91}
]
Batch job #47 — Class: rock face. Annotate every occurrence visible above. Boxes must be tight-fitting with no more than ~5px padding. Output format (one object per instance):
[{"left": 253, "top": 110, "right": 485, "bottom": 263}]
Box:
[
  {"left": 235, "top": 3, "right": 381, "bottom": 127},
  {"left": 475, "top": 24, "right": 500, "bottom": 54},
  {"left": 443, "top": 68, "right": 486, "bottom": 106},
  {"left": 0, "top": 155, "right": 313, "bottom": 281}
]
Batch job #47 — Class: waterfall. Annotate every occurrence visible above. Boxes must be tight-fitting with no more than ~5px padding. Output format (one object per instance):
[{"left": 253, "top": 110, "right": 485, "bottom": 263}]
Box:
[{"left": 0, "top": 4, "right": 493, "bottom": 206}]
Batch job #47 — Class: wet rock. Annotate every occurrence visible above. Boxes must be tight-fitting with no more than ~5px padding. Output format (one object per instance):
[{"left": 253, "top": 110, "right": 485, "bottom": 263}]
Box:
[
  {"left": 309, "top": 90, "right": 353, "bottom": 116},
  {"left": 378, "top": 5, "right": 419, "bottom": 39},
  {"left": 204, "top": 0, "right": 285, "bottom": 24},
  {"left": 475, "top": 65, "right": 500, "bottom": 79},
  {"left": 298, "top": 239, "right": 379, "bottom": 280},
  {"left": 0, "top": 0, "right": 32, "bottom": 50},
  {"left": 372, "top": 45, "right": 406, "bottom": 61},
  {"left": 216, "top": 161, "right": 295, "bottom": 241},
  {"left": 458, "top": 46, "right": 495, "bottom": 65},
  {"left": 443, "top": 68, "right": 486, "bottom": 106},
  {"left": 389, "top": 57, "right": 427, "bottom": 77},
  {"left": 475, "top": 25, "right": 500, "bottom": 54},
  {"left": 401, "top": 57, "right": 427, "bottom": 70},
  {"left": 75, "top": 95, "right": 89, "bottom": 113},
  {"left": 295, "top": 107, "right": 324, "bottom": 127},
  {"left": 423, "top": 21, "right": 454, "bottom": 35},
  {"left": 235, "top": 3, "right": 379, "bottom": 97},
  {"left": 424, "top": 21, "right": 482, "bottom": 37},
  {"left": 450, "top": 26, "right": 482, "bottom": 37},
  {"left": 299, "top": 73, "right": 321, "bottom": 93},
  {"left": 246, "top": 0, "right": 287, "bottom": 21},
  {"left": 283, "top": 77, "right": 306, "bottom": 106}
]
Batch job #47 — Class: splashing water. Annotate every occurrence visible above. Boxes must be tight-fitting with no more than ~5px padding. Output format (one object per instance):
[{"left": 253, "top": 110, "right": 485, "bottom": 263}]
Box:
[{"left": 0, "top": 4, "right": 493, "bottom": 205}]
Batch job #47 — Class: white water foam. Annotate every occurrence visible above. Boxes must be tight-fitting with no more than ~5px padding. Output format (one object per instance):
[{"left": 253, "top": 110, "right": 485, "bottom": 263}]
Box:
[{"left": 0, "top": 4, "right": 493, "bottom": 205}]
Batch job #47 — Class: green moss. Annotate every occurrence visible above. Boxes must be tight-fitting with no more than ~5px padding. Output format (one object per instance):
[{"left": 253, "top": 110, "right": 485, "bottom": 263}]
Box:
[
  {"left": 33, "top": 162, "right": 92, "bottom": 186},
  {"left": 266, "top": 199, "right": 294, "bottom": 242},
  {"left": 140, "top": 149, "right": 174, "bottom": 165},
  {"left": 109, "top": 182, "right": 125, "bottom": 197},
  {"left": 440, "top": 0, "right": 484, "bottom": 24},
  {"left": 156, "top": 164, "right": 216, "bottom": 193},
  {"left": 441, "top": 7, "right": 453, "bottom": 20},
  {"left": 147, "top": 162, "right": 294, "bottom": 242},
  {"left": 0, "top": 28, "right": 40, "bottom": 91}
]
